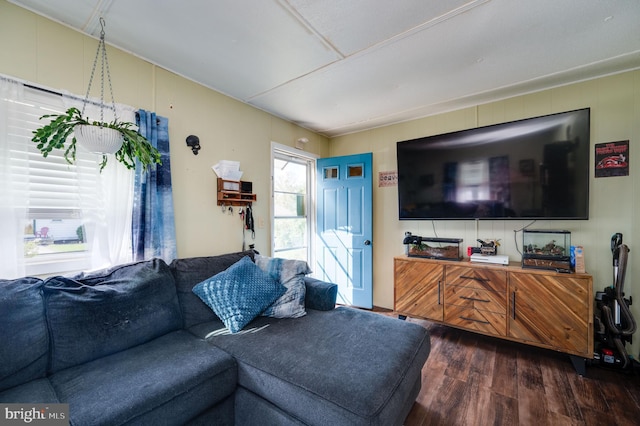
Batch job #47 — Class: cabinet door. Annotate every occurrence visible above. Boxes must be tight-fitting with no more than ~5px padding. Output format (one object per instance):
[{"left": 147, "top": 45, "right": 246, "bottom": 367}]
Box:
[
  {"left": 508, "top": 272, "right": 591, "bottom": 356},
  {"left": 394, "top": 259, "right": 444, "bottom": 321}
]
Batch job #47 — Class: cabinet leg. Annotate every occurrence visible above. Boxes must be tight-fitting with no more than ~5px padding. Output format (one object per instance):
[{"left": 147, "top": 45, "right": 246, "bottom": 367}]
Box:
[
  {"left": 569, "top": 355, "right": 587, "bottom": 376},
  {"left": 398, "top": 315, "right": 407, "bottom": 321}
]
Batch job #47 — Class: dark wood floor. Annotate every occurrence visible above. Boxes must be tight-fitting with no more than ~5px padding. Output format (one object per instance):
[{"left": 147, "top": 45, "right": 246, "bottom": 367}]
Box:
[{"left": 394, "top": 315, "right": 640, "bottom": 426}]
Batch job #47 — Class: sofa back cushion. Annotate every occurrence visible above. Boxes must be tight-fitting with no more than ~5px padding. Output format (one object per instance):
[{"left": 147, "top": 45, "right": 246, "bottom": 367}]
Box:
[
  {"left": 169, "top": 250, "right": 255, "bottom": 328},
  {"left": 0, "top": 277, "right": 48, "bottom": 392},
  {"left": 44, "top": 258, "right": 182, "bottom": 373}
]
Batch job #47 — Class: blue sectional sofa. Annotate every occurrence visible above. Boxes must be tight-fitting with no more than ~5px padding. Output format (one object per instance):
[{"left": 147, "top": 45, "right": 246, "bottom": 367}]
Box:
[{"left": 0, "top": 250, "right": 431, "bottom": 425}]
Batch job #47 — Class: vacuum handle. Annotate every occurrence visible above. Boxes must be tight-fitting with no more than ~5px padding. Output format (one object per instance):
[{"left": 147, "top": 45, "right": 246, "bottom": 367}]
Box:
[{"left": 611, "top": 233, "right": 623, "bottom": 252}]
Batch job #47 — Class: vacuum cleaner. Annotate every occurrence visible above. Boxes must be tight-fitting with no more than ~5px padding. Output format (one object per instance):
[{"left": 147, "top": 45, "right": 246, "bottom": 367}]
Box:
[{"left": 594, "top": 233, "right": 636, "bottom": 369}]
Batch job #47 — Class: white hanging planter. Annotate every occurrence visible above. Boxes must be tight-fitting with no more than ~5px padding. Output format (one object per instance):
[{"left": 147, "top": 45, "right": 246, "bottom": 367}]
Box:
[
  {"left": 74, "top": 124, "right": 124, "bottom": 154},
  {"left": 31, "top": 18, "right": 161, "bottom": 171}
]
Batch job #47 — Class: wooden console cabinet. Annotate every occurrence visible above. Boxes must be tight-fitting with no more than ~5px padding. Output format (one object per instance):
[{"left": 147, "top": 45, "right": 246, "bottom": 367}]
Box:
[{"left": 394, "top": 256, "right": 593, "bottom": 370}]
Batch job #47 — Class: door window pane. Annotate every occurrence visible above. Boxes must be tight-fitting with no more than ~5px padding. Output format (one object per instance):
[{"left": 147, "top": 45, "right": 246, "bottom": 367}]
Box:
[
  {"left": 274, "top": 193, "right": 306, "bottom": 216},
  {"left": 273, "top": 153, "right": 313, "bottom": 263},
  {"left": 274, "top": 218, "right": 307, "bottom": 254},
  {"left": 348, "top": 164, "right": 364, "bottom": 178},
  {"left": 324, "top": 167, "right": 338, "bottom": 179}
]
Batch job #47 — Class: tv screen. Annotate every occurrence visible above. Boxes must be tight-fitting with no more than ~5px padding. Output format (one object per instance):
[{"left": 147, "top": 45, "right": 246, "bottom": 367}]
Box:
[{"left": 397, "top": 108, "right": 590, "bottom": 220}]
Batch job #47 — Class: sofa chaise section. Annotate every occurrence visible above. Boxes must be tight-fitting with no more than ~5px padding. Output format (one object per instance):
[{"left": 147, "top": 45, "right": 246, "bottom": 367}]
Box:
[{"left": 189, "top": 307, "right": 431, "bottom": 426}]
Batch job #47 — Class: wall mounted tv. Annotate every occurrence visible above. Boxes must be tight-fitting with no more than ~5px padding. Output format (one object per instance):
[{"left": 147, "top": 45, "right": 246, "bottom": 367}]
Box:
[{"left": 397, "top": 108, "right": 590, "bottom": 220}]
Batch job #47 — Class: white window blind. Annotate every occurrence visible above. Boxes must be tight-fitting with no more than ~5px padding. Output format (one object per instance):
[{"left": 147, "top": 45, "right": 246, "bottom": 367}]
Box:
[
  {"left": 1, "top": 79, "right": 134, "bottom": 278},
  {"left": 9, "top": 90, "right": 101, "bottom": 209}
]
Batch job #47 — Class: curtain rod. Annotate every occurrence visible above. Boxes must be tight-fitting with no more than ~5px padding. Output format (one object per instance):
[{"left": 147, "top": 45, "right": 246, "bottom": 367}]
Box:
[
  {"left": 1, "top": 74, "right": 63, "bottom": 97},
  {"left": 1, "top": 74, "right": 126, "bottom": 110},
  {"left": 25, "top": 82, "right": 64, "bottom": 97}
]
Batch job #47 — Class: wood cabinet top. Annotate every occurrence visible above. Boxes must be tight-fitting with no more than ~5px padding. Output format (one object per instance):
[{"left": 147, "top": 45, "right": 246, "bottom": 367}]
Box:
[{"left": 394, "top": 255, "right": 592, "bottom": 279}]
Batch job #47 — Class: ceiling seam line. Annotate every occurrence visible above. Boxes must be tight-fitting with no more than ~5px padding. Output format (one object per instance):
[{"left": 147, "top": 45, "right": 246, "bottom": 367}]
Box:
[{"left": 277, "top": 0, "right": 346, "bottom": 59}]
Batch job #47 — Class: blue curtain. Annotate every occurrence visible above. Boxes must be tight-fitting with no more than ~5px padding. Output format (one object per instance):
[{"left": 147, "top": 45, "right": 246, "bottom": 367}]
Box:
[{"left": 132, "top": 109, "right": 177, "bottom": 262}]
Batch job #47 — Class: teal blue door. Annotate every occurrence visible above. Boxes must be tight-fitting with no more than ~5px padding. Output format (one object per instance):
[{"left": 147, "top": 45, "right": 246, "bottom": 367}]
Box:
[{"left": 316, "top": 153, "right": 373, "bottom": 308}]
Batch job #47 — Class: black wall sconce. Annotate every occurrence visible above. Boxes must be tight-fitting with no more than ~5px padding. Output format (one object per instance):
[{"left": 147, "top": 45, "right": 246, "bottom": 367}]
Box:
[{"left": 186, "top": 135, "right": 201, "bottom": 155}]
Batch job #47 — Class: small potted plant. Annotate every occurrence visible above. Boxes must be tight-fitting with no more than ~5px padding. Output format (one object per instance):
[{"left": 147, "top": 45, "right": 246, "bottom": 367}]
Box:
[{"left": 31, "top": 106, "right": 161, "bottom": 171}]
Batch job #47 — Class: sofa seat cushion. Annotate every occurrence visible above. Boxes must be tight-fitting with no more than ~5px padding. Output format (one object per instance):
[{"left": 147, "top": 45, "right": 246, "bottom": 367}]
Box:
[
  {"left": 49, "top": 330, "right": 237, "bottom": 426},
  {"left": 0, "top": 277, "right": 48, "bottom": 392},
  {"left": 0, "top": 378, "right": 59, "bottom": 404},
  {"left": 234, "top": 387, "right": 306, "bottom": 426},
  {"left": 191, "top": 307, "right": 431, "bottom": 426},
  {"left": 44, "top": 258, "right": 183, "bottom": 373}
]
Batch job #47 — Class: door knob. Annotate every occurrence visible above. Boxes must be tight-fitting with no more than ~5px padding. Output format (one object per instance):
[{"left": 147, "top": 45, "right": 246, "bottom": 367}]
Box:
[{"left": 364, "top": 240, "right": 371, "bottom": 245}]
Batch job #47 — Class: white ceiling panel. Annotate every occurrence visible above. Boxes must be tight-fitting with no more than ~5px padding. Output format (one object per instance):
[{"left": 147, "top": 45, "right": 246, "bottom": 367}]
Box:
[
  {"left": 249, "top": 0, "right": 640, "bottom": 133},
  {"left": 88, "top": 0, "right": 344, "bottom": 99},
  {"left": 284, "top": 0, "right": 481, "bottom": 56},
  {"left": 7, "top": 0, "right": 640, "bottom": 137}
]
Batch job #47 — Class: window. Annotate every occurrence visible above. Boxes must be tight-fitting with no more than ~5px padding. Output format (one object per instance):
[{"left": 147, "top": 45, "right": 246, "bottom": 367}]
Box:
[
  {"left": 0, "top": 78, "right": 133, "bottom": 278},
  {"left": 324, "top": 166, "right": 338, "bottom": 179},
  {"left": 456, "top": 159, "right": 490, "bottom": 202},
  {"left": 271, "top": 143, "right": 316, "bottom": 264}
]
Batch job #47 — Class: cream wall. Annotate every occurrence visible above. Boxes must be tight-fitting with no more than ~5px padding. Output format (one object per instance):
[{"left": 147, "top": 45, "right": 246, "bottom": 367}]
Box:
[
  {"left": 330, "top": 72, "right": 640, "bottom": 356},
  {"left": 0, "top": 1, "right": 329, "bottom": 259}
]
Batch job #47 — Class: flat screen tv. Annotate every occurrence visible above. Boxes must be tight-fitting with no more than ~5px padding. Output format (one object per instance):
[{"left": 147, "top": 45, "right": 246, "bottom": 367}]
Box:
[{"left": 397, "top": 108, "right": 590, "bottom": 220}]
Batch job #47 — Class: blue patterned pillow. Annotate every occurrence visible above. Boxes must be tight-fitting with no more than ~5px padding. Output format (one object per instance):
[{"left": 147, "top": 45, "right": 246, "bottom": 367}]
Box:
[
  {"left": 192, "top": 256, "right": 285, "bottom": 333},
  {"left": 255, "top": 255, "right": 312, "bottom": 318}
]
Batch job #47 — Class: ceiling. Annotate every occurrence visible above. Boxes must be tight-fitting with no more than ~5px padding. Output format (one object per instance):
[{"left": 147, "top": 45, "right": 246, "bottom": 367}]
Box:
[{"left": 8, "top": 0, "right": 640, "bottom": 137}]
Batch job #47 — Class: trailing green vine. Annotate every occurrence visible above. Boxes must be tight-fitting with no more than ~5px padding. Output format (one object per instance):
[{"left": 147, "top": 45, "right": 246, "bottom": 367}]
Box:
[{"left": 31, "top": 107, "right": 161, "bottom": 171}]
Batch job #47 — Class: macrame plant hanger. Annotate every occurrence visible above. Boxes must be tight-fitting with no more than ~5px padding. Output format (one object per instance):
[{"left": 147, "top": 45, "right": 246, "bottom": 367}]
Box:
[{"left": 73, "top": 17, "right": 124, "bottom": 154}]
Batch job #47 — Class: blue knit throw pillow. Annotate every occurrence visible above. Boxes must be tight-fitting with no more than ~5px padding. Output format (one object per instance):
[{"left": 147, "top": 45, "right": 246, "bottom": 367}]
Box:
[{"left": 192, "top": 256, "right": 285, "bottom": 333}]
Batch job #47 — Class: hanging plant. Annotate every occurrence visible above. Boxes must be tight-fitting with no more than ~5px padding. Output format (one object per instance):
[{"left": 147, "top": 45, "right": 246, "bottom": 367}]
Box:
[
  {"left": 31, "top": 17, "right": 160, "bottom": 172},
  {"left": 32, "top": 107, "right": 161, "bottom": 171}
]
